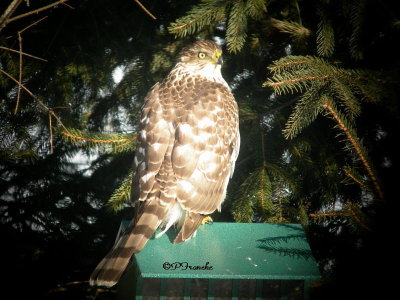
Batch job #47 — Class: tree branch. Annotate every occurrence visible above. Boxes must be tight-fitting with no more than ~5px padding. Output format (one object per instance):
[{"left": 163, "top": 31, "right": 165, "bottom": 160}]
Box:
[
  {"left": 5, "top": 0, "right": 70, "bottom": 26},
  {"left": 0, "top": 46, "right": 48, "bottom": 62},
  {"left": 322, "top": 101, "right": 384, "bottom": 201},
  {"left": 133, "top": 0, "right": 156, "bottom": 20},
  {"left": 0, "top": 0, "right": 23, "bottom": 30}
]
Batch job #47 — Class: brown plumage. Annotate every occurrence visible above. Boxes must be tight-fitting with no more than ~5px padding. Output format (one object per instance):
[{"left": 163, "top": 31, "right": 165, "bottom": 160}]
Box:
[{"left": 90, "top": 40, "right": 240, "bottom": 287}]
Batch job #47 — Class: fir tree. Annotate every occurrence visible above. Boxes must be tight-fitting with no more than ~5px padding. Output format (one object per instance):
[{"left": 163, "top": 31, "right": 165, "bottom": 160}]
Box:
[{"left": 1, "top": 0, "right": 399, "bottom": 298}]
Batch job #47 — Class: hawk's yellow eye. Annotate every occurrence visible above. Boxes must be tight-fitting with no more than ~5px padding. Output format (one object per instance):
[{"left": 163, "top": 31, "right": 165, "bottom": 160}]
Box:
[{"left": 198, "top": 52, "right": 206, "bottom": 59}]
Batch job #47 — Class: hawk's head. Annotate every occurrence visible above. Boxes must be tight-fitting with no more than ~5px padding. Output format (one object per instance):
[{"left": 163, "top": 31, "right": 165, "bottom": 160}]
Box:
[{"left": 177, "top": 40, "right": 224, "bottom": 81}]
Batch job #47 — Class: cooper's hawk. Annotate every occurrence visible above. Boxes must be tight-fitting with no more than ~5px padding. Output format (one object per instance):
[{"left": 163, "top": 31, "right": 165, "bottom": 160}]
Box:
[{"left": 90, "top": 40, "right": 240, "bottom": 287}]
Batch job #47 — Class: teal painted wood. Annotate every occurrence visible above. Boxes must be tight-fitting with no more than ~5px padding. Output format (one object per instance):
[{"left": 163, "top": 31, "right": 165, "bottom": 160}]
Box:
[{"left": 121, "top": 222, "right": 320, "bottom": 281}]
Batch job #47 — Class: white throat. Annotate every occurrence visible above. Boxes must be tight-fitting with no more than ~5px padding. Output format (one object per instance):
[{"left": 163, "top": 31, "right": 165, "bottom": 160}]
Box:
[{"left": 175, "top": 62, "right": 229, "bottom": 88}]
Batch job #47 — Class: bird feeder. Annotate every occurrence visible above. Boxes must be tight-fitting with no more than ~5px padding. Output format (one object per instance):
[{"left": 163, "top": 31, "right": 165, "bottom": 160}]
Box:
[{"left": 116, "top": 222, "right": 321, "bottom": 300}]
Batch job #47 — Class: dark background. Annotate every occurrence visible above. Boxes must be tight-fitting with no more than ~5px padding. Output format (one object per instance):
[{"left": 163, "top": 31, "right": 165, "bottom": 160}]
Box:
[{"left": 1, "top": 0, "right": 398, "bottom": 299}]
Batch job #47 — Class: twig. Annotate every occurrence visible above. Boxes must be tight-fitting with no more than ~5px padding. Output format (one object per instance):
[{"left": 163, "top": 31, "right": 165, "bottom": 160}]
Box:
[
  {"left": 322, "top": 101, "right": 384, "bottom": 201},
  {"left": 346, "top": 204, "right": 373, "bottom": 232},
  {"left": 343, "top": 168, "right": 370, "bottom": 191},
  {"left": 264, "top": 98, "right": 298, "bottom": 115},
  {"left": 0, "top": 68, "right": 34, "bottom": 96},
  {"left": 133, "top": 0, "right": 156, "bottom": 20},
  {"left": 60, "top": 131, "right": 136, "bottom": 144},
  {"left": 0, "top": 68, "right": 69, "bottom": 153},
  {"left": 19, "top": 16, "right": 48, "bottom": 33},
  {"left": 309, "top": 212, "right": 345, "bottom": 217},
  {"left": 6, "top": 0, "right": 70, "bottom": 25},
  {"left": 61, "top": 2, "right": 75, "bottom": 10},
  {"left": 14, "top": 29, "right": 23, "bottom": 114},
  {"left": 0, "top": 68, "right": 69, "bottom": 132},
  {"left": 49, "top": 112, "right": 54, "bottom": 154},
  {"left": 0, "top": 46, "right": 47, "bottom": 62},
  {"left": 12, "top": 17, "right": 48, "bottom": 115},
  {"left": 266, "top": 75, "right": 330, "bottom": 87},
  {"left": 0, "top": 0, "right": 23, "bottom": 30},
  {"left": 170, "top": 10, "right": 211, "bottom": 32},
  {"left": 294, "top": 0, "right": 303, "bottom": 26},
  {"left": 269, "top": 60, "right": 308, "bottom": 71}
]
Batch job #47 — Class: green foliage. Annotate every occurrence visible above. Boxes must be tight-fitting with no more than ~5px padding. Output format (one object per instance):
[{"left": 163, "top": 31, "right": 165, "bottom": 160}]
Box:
[
  {"left": 226, "top": 0, "right": 248, "bottom": 53},
  {"left": 168, "top": 0, "right": 227, "bottom": 37},
  {"left": 347, "top": 0, "right": 367, "bottom": 60},
  {"left": 269, "top": 18, "right": 311, "bottom": 42},
  {"left": 266, "top": 55, "right": 386, "bottom": 138},
  {"left": 107, "top": 172, "right": 133, "bottom": 212},
  {"left": 309, "top": 202, "right": 374, "bottom": 234},
  {"left": 60, "top": 128, "right": 136, "bottom": 154},
  {"left": 316, "top": 6, "right": 335, "bottom": 57},
  {"left": 266, "top": 54, "right": 385, "bottom": 199},
  {"left": 169, "top": 0, "right": 267, "bottom": 53},
  {"left": 232, "top": 166, "right": 273, "bottom": 220}
]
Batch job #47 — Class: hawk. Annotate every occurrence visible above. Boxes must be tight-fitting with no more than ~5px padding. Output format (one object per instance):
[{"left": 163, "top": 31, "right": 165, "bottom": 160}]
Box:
[{"left": 90, "top": 40, "right": 240, "bottom": 287}]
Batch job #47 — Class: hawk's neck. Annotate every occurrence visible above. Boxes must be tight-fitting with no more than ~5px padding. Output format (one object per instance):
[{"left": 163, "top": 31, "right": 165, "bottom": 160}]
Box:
[{"left": 169, "top": 63, "right": 230, "bottom": 89}]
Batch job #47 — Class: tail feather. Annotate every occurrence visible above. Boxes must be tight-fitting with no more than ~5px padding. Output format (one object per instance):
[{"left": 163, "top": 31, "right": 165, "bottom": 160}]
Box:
[
  {"left": 90, "top": 201, "right": 169, "bottom": 287},
  {"left": 173, "top": 212, "right": 204, "bottom": 244}
]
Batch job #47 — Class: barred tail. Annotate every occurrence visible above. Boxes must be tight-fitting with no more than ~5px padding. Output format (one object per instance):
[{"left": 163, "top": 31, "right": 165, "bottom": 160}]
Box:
[
  {"left": 173, "top": 212, "right": 204, "bottom": 244},
  {"left": 90, "top": 201, "right": 169, "bottom": 287}
]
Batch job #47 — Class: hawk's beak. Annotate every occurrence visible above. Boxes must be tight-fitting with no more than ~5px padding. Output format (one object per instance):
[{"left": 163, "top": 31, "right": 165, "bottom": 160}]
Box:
[{"left": 212, "top": 50, "right": 223, "bottom": 65}]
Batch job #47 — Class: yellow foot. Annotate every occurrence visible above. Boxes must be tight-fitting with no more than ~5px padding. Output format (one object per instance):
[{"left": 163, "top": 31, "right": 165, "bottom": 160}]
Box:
[{"left": 202, "top": 216, "right": 213, "bottom": 225}]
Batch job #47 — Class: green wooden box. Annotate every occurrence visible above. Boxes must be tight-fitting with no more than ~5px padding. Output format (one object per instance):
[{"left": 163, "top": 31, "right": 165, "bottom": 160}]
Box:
[{"left": 116, "top": 222, "right": 321, "bottom": 300}]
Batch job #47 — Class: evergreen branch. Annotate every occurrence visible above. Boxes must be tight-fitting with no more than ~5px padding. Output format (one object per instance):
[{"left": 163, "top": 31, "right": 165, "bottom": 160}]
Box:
[
  {"left": 282, "top": 89, "right": 325, "bottom": 139},
  {"left": 316, "top": 7, "right": 334, "bottom": 57},
  {"left": 257, "top": 167, "right": 272, "bottom": 213},
  {"left": 266, "top": 74, "right": 330, "bottom": 90},
  {"left": 344, "top": 202, "right": 374, "bottom": 232},
  {"left": 267, "top": 56, "right": 337, "bottom": 76},
  {"left": 309, "top": 212, "right": 345, "bottom": 217},
  {"left": 0, "top": 67, "right": 68, "bottom": 132},
  {"left": 343, "top": 167, "right": 371, "bottom": 192},
  {"left": 268, "top": 60, "right": 308, "bottom": 72},
  {"left": 348, "top": 0, "right": 367, "bottom": 60},
  {"left": 322, "top": 99, "right": 384, "bottom": 201},
  {"left": 330, "top": 78, "right": 361, "bottom": 118},
  {"left": 226, "top": 0, "right": 248, "bottom": 53},
  {"left": 232, "top": 166, "right": 273, "bottom": 221},
  {"left": 60, "top": 129, "right": 136, "bottom": 149},
  {"left": 245, "top": 0, "right": 267, "bottom": 19},
  {"left": 107, "top": 173, "right": 133, "bottom": 212},
  {"left": 264, "top": 162, "right": 298, "bottom": 194},
  {"left": 265, "top": 57, "right": 332, "bottom": 93},
  {"left": 231, "top": 195, "right": 254, "bottom": 223},
  {"left": 340, "top": 69, "right": 386, "bottom": 103},
  {"left": 269, "top": 18, "right": 311, "bottom": 40},
  {"left": 168, "top": 0, "right": 227, "bottom": 37}
]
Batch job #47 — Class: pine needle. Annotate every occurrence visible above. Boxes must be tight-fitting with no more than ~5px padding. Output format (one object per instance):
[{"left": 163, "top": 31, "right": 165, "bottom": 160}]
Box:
[
  {"left": 60, "top": 128, "right": 136, "bottom": 153},
  {"left": 322, "top": 99, "right": 384, "bottom": 201},
  {"left": 107, "top": 173, "right": 133, "bottom": 212}
]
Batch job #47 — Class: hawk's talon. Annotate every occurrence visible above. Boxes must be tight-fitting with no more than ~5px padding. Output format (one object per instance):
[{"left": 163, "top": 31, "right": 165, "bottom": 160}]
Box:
[{"left": 202, "top": 216, "right": 213, "bottom": 225}]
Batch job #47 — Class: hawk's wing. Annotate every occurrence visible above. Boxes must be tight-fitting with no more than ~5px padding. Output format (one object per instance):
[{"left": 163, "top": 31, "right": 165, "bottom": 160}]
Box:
[
  {"left": 171, "top": 78, "right": 240, "bottom": 242},
  {"left": 131, "top": 82, "right": 175, "bottom": 206},
  {"left": 90, "top": 83, "right": 174, "bottom": 287}
]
